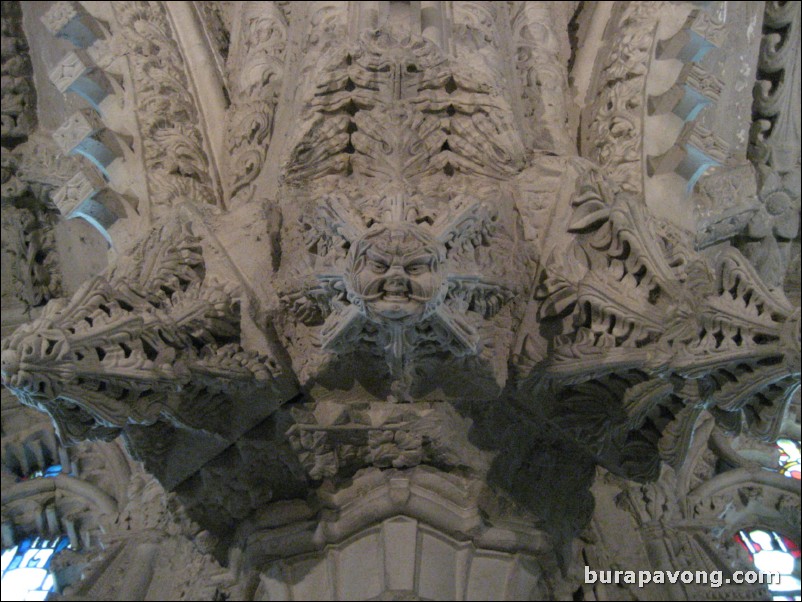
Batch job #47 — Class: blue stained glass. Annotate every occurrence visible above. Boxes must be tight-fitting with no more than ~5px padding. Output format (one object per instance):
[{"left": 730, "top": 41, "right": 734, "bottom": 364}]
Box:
[
  {"left": 1, "top": 536, "right": 68, "bottom": 600},
  {"left": 43, "top": 465, "right": 63, "bottom": 478}
]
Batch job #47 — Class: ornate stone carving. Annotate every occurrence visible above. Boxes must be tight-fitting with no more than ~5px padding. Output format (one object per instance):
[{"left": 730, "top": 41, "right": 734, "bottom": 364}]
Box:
[
  {"left": 48, "top": 49, "right": 115, "bottom": 111},
  {"left": 1, "top": 205, "right": 61, "bottom": 309},
  {"left": 694, "top": 164, "right": 761, "bottom": 249},
  {"left": 742, "top": 1, "right": 801, "bottom": 289},
  {"left": 510, "top": 1, "right": 574, "bottom": 154},
  {"left": 1, "top": 0, "right": 36, "bottom": 145},
  {"left": 581, "top": 2, "right": 663, "bottom": 193},
  {"left": 277, "top": 29, "right": 525, "bottom": 400},
  {"left": 6, "top": 131, "right": 83, "bottom": 198},
  {"left": 286, "top": 400, "right": 490, "bottom": 480},
  {"left": 110, "top": 1, "right": 219, "bottom": 216},
  {"left": 1, "top": 216, "right": 282, "bottom": 445},
  {"left": 52, "top": 109, "right": 125, "bottom": 180},
  {"left": 3, "top": 5, "right": 800, "bottom": 598},
  {"left": 223, "top": 1, "right": 286, "bottom": 205},
  {"left": 282, "top": 192, "right": 514, "bottom": 400},
  {"left": 520, "top": 165, "right": 800, "bottom": 480}
]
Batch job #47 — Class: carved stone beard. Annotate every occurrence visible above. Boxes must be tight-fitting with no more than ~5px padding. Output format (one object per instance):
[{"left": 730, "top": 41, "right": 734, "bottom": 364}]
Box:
[{"left": 345, "top": 223, "right": 447, "bottom": 325}]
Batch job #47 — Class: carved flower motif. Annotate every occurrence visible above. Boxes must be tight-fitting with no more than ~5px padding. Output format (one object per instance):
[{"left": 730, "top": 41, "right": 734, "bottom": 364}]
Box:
[{"left": 742, "top": 167, "right": 801, "bottom": 287}]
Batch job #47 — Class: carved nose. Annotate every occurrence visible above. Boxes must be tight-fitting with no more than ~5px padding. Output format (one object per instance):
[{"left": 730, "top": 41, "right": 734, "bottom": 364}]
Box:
[{"left": 383, "top": 270, "right": 408, "bottom": 292}]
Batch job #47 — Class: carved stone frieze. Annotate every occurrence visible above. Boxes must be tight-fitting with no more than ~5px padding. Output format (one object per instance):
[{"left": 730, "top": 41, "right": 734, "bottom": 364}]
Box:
[
  {"left": 286, "top": 400, "right": 491, "bottom": 480},
  {"left": 223, "top": 1, "right": 286, "bottom": 206},
  {"left": 742, "top": 1, "right": 802, "bottom": 289},
  {"left": 110, "top": 1, "right": 219, "bottom": 217}
]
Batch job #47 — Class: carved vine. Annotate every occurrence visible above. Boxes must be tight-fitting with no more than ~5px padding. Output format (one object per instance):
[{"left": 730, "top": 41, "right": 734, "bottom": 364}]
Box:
[
  {"left": 1, "top": 205, "right": 62, "bottom": 309},
  {"left": 111, "top": 1, "right": 218, "bottom": 216},
  {"left": 223, "top": 1, "right": 287, "bottom": 205},
  {"left": 581, "top": 2, "right": 664, "bottom": 193},
  {"left": 1, "top": 1, "right": 36, "bottom": 145}
]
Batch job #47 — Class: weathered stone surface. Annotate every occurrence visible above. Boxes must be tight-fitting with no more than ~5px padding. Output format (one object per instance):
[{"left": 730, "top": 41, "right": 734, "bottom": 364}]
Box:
[{"left": 1, "top": 2, "right": 799, "bottom": 600}]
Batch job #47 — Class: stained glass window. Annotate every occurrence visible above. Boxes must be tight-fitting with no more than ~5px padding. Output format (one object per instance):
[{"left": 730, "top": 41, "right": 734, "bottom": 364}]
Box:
[
  {"left": 0, "top": 536, "right": 69, "bottom": 601},
  {"left": 777, "top": 439, "right": 801, "bottom": 480},
  {"left": 18, "top": 464, "right": 63, "bottom": 482},
  {"left": 735, "top": 529, "right": 801, "bottom": 601}
]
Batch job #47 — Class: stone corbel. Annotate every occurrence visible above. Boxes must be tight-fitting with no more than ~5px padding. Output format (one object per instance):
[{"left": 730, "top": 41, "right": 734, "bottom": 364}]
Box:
[
  {"left": 656, "top": 5, "right": 725, "bottom": 64},
  {"left": 52, "top": 169, "right": 123, "bottom": 245},
  {"left": 647, "top": 122, "right": 729, "bottom": 191},
  {"left": 52, "top": 110, "right": 128, "bottom": 180},
  {"left": 48, "top": 50, "right": 116, "bottom": 113},
  {"left": 648, "top": 63, "right": 723, "bottom": 122},
  {"left": 40, "top": 1, "right": 105, "bottom": 49}
]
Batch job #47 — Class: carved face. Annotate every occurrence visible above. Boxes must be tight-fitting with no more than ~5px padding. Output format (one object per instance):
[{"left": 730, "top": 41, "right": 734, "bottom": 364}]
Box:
[{"left": 345, "top": 223, "right": 446, "bottom": 323}]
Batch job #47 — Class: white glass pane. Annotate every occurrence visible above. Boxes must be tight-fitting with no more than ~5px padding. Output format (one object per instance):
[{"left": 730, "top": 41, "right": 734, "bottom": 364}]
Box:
[
  {"left": 19, "top": 549, "right": 39, "bottom": 569},
  {"left": 754, "top": 550, "right": 795, "bottom": 575},
  {"left": 751, "top": 530, "right": 773, "bottom": 549},
  {"left": 1, "top": 546, "right": 19, "bottom": 574},
  {"left": 2, "top": 567, "right": 48, "bottom": 600},
  {"left": 769, "top": 574, "right": 801, "bottom": 592}
]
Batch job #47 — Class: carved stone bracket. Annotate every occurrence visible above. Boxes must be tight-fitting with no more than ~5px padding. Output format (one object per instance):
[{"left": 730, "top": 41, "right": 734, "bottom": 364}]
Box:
[
  {"left": 41, "top": 1, "right": 105, "bottom": 49},
  {"left": 647, "top": 122, "right": 729, "bottom": 191},
  {"left": 1, "top": 212, "right": 297, "bottom": 489},
  {"left": 520, "top": 166, "right": 800, "bottom": 481},
  {"left": 656, "top": 4, "right": 725, "bottom": 63},
  {"left": 648, "top": 63, "right": 723, "bottom": 123},
  {"left": 52, "top": 110, "right": 125, "bottom": 180},
  {"left": 52, "top": 169, "right": 122, "bottom": 243},
  {"left": 48, "top": 49, "right": 115, "bottom": 112}
]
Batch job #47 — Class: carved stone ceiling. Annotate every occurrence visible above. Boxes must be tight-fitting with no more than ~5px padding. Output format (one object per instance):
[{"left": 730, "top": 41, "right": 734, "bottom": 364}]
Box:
[{"left": 0, "top": 0, "right": 799, "bottom": 577}]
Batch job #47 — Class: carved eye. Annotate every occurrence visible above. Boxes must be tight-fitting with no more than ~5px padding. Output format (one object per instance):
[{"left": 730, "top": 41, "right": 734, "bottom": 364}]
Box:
[
  {"left": 368, "top": 259, "right": 389, "bottom": 274},
  {"left": 405, "top": 262, "right": 429, "bottom": 276}
]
